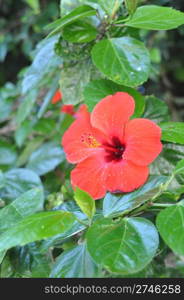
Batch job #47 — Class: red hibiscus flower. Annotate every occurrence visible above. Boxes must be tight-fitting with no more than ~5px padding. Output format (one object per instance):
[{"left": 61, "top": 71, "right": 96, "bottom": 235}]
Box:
[
  {"left": 61, "top": 104, "right": 75, "bottom": 116},
  {"left": 51, "top": 90, "right": 75, "bottom": 116},
  {"left": 51, "top": 90, "right": 62, "bottom": 104},
  {"left": 62, "top": 92, "right": 162, "bottom": 200}
]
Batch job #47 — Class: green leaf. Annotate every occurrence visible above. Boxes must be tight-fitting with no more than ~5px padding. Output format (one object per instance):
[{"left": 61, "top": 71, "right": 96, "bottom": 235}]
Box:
[
  {"left": 0, "top": 189, "right": 44, "bottom": 232},
  {"left": 37, "top": 79, "right": 60, "bottom": 119},
  {"left": 26, "top": 142, "right": 65, "bottom": 176},
  {"left": 0, "top": 171, "right": 5, "bottom": 189},
  {"left": 87, "top": 217, "right": 159, "bottom": 274},
  {"left": 13, "top": 243, "right": 51, "bottom": 278},
  {"left": 41, "top": 201, "right": 87, "bottom": 248},
  {"left": 28, "top": 244, "right": 51, "bottom": 278},
  {"left": 60, "top": 0, "right": 104, "bottom": 20},
  {"left": 156, "top": 202, "right": 184, "bottom": 256},
  {"left": 16, "top": 137, "right": 44, "bottom": 167},
  {"left": 103, "top": 176, "right": 168, "bottom": 218},
  {"left": 125, "top": 5, "right": 184, "bottom": 30},
  {"left": 40, "top": 201, "right": 87, "bottom": 252},
  {"left": 47, "top": 5, "right": 96, "bottom": 37},
  {"left": 15, "top": 243, "right": 52, "bottom": 277},
  {"left": 0, "top": 140, "right": 17, "bottom": 169},
  {"left": 33, "top": 119, "right": 56, "bottom": 135},
  {"left": 143, "top": 96, "right": 170, "bottom": 123},
  {"left": 83, "top": 79, "right": 145, "bottom": 116},
  {"left": 58, "top": 114, "right": 74, "bottom": 137},
  {"left": 16, "top": 90, "right": 38, "bottom": 125},
  {"left": 40, "top": 221, "right": 85, "bottom": 252},
  {"left": 60, "top": 0, "right": 81, "bottom": 15},
  {"left": 0, "top": 251, "right": 6, "bottom": 264},
  {"left": 22, "top": 36, "right": 62, "bottom": 94},
  {"left": 0, "top": 256, "right": 14, "bottom": 277},
  {"left": 174, "top": 159, "right": 184, "bottom": 175},
  {"left": 0, "top": 83, "right": 17, "bottom": 123},
  {"left": 60, "top": 60, "right": 91, "bottom": 105},
  {"left": 150, "top": 143, "right": 184, "bottom": 191},
  {"left": 63, "top": 20, "right": 97, "bottom": 43},
  {"left": 91, "top": 37, "right": 150, "bottom": 87},
  {"left": 24, "top": 0, "right": 40, "bottom": 14},
  {"left": 125, "top": 0, "right": 138, "bottom": 15},
  {"left": 50, "top": 242, "right": 99, "bottom": 278},
  {"left": 0, "top": 38, "right": 8, "bottom": 62},
  {"left": 74, "top": 187, "right": 95, "bottom": 219},
  {"left": 14, "top": 120, "right": 33, "bottom": 147},
  {"left": 149, "top": 48, "right": 161, "bottom": 64},
  {"left": 95, "top": 0, "right": 122, "bottom": 16},
  {"left": 0, "top": 168, "right": 43, "bottom": 201},
  {"left": 0, "top": 211, "right": 76, "bottom": 252},
  {"left": 0, "top": 98, "right": 13, "bottom": 123},
  {"left": 160, "top": 122, "right": 184, "bottom": 144}
]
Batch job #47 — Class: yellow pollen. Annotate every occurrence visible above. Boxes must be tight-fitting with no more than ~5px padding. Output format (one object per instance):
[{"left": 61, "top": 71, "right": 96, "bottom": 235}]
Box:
[{"left": 81, "top": 133, "right": 101, "bottom": 148}]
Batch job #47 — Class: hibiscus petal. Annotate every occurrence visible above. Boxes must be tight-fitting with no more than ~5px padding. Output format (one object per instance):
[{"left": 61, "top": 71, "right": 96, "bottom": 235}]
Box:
[
  {"left": 106, "top": 160, "right": 149, "bottom": 193},
  {"left": 61, "top": 104, "right": 75, "bottom": 116},
  {"left": 62, "top": 105, "right": 105, "bottom": 163},
  {"left": 71, "top": 151, "right": 108, "bottom": 200},
  {"left": 51, "top": 90, "right": 62, "bottom": 104},
  {"left": 123, "top": 118, "right": 162, "bottom": 166},
  {"left": 91, "top": 92, "right": 135, "bottom": 138},
  {"left": 75, "top": 104, "right": 88, "bottom": 119}
]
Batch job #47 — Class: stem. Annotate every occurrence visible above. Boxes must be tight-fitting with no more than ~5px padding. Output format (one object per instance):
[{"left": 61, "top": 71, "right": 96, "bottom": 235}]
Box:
[
  {"left": 110, "top": 0, "right": 121, "bottom": 21},
  {"left": 37, "top": 75, "right": 60, "bottom": 119},
  {"left": 151, "top": 174, "right": 174, "bottom": 202},
  {"left": 48, "top": 248, "right": 55, "bottom": 264},
  {"left": 150, "top": 203, "right": 175, "bottom": 208},
  {"left": 76, "top": 217, "right": 89, "bottom": 227},
  {"left": 118, "top": 174, "right": 175, "bottom": 218},
  {"left": 112, "top": 24, "right": 126, "bottom": 27}
]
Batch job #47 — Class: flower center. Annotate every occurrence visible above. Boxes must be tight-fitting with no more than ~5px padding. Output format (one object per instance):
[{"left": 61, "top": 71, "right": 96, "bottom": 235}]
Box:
[
  {"left": 81, "top": 133, "right": 101, "bottom": 148},
  {"left": 103, "top": 136, "right": 125, "bottom": 162}
]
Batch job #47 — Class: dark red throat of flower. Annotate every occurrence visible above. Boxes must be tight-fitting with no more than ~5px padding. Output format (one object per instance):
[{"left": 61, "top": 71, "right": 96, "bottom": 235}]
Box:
[{"left": 103, "top": 136, "right": 125, "bottom": 162}]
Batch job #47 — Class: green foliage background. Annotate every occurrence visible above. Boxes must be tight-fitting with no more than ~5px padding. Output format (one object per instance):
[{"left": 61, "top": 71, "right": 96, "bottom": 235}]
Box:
[{"left": 0, "top": 0, "right": 184, "bottom": 278}]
